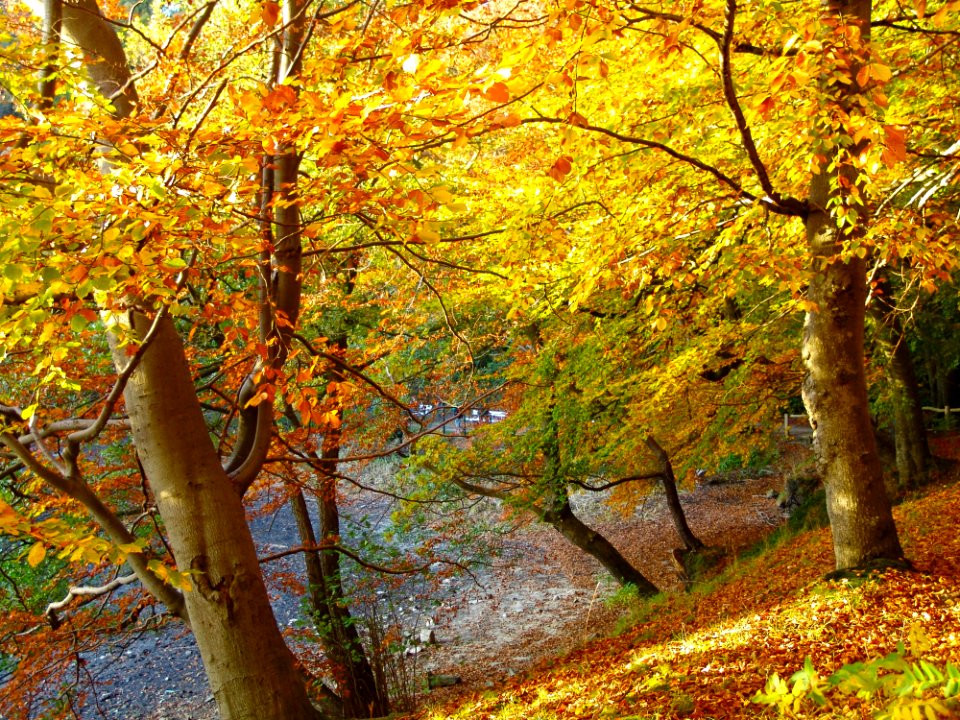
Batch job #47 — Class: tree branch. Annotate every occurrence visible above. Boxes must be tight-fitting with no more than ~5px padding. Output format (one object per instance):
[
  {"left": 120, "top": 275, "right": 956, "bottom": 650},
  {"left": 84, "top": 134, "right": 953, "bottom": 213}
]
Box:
[
  {"left": 45, "top": 573, "right": 138, "bottom": 629},
  {"left": 522, "top": 116, "right": 807, "bottom": 217}
]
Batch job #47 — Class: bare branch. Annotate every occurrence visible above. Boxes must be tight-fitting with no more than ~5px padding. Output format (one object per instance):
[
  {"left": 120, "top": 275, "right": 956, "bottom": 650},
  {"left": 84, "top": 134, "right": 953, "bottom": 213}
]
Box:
[
  {"left": 259, "top": 542, "right": 476, "bottom": 579},
  {"left": 718, "top": 0, "right": 786, "bottom": 209},
  {"left": 45, "top": 573, "right": 138, "bottom": 629}
]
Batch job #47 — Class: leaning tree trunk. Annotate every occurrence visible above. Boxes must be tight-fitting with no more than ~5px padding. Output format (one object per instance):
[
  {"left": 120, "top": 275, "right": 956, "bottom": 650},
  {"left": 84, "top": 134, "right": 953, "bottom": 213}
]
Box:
[
  {"left": 539, "top": 402, "right": 658, "bottom": 593},
  {"left": 644, "top": 436, "right": 704, "bottom": 552},
  {"left": 542, "top": 498, "right": 659, "bottom": 594},
  {"left": 801, "top": 0, "right": 903, "bottom": 570},
  {"left": 110, "top": 313, "right": 321, "bottom": 720}
]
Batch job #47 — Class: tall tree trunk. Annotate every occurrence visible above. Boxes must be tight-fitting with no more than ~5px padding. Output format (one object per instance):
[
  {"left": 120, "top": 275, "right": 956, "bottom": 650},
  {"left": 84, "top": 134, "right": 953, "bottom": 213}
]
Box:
[
  {"left": 287, "top": 331, "right": 388, "bottom": 718},
  {"left": 315, "top": 337, "right": 390, "bottom": 718},
  {"left": 871, "top": 302, "right": 931, "bottom": 490},
  {"left": 110, "top": 313, "right": 322, "bottom": 720},
  {"left": 802, "top": 0, "right": 903, "bottom": 570},
  {"left": 644, "top": 436, "right": 704, "bottom": 552},
  {"left": 541, "top": 498, "right": 658, "bottom": 594},
  {"left": 59, "top": 2, "right": 323, "bottom": 716}
]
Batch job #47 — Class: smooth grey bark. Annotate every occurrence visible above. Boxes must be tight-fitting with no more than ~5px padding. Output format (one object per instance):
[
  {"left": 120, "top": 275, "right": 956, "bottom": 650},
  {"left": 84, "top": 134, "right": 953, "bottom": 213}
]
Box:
[
  {"left": 57, "top": 2, "right": 326, "bottom": 717},
  {"left": 801, "top": 0, "right": 903, "bottom": 569}
]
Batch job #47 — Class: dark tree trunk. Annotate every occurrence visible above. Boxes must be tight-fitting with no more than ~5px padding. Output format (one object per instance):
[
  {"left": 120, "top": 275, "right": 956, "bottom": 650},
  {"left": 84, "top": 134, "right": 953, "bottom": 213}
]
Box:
[
  {"left": 801, "top": 0, "right": 903, "bottom": 570},
  {"left": 306, "top": 334, "right": 389, "bottom": 719},
  {"left": 538, "top": 403, "right": 658, "bottom": 594},
  {"left": 644, "top": 436, "right": 704, "bottom": 551},
  {"left": 542, "top": 499, "right": 659, "bottom": 594},
  {"left": 871, "top": 300, "right": 931, "bottom": 489}
]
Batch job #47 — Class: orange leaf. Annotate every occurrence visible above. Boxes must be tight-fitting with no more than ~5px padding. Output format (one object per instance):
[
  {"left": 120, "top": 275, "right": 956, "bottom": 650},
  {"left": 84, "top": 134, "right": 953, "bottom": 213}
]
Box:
[
  {"left": 262, "top": 1, "right": 280, "bottom": 25},
  {"left": 548, "top": 156, "right": 573, "bottom": 181},
  {"left": 883, "top": 125, "right": 907, "bottom": 166},
  {"left": 483, "top": 82, "right": 511, "bottom": 104}
]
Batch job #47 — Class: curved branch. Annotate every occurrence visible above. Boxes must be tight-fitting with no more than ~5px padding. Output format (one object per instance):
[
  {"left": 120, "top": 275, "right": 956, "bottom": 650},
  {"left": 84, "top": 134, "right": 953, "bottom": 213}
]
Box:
[
  {"left": 523, "top": 116, "right": 807, "bottom": 217},
  {"left": 45, "top": 573, "right": 138, "bottom": 629},
  {"left": 569, "top": 471, "right": 664, "bottom": 491},
  {"left": 0, "top": 431, "right": 188, "bottom": 621},
  {"left": 718, "top": 0, "right": 780, "bottom": 206}
]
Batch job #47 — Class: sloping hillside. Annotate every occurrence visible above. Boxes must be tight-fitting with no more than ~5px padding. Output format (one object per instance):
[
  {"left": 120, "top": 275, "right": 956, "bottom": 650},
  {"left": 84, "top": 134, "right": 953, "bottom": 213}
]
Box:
[{"left": 413, "top": 450, "right": 960, "bottom": 720}]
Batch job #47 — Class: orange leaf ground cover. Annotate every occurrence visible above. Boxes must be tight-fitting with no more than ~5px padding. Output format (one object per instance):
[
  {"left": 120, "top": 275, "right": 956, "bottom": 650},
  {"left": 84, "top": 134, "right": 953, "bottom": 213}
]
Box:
[{"left": 412, "top": 463, "right": 960, "bottom": 720}]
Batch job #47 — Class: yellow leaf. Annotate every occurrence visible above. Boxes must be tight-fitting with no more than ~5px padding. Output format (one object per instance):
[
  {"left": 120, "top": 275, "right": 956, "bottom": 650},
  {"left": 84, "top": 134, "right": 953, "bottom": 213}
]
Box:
[
  {"left": 870, "top": 63, "right": 892, "bottom": 83},
  {"left": 430, "top": 186, "right": 455, "bottom": 204},
  {"left": 27, "top": 541, "right": 46, "bottom": 567},
  {"left": 416, "top": 226, "right": 441, "bottom": 243}
]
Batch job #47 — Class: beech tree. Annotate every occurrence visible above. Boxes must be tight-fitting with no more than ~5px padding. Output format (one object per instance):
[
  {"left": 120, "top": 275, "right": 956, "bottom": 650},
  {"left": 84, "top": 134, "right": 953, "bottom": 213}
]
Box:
[
  {"left": 0, "top": 0, "right": 327, "bottom": 717},
  {"left": 415, "top": 0, "right": 958, "bottom": 570},
  {"left": 3, "top": 0, "right": 960, "bottom": 715}
]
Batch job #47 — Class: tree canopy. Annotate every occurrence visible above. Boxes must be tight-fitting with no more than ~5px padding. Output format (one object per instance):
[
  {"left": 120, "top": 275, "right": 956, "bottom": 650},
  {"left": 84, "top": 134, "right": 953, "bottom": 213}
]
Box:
[{"left": 1, "top": 0, "right": 959, "bottom": 717}]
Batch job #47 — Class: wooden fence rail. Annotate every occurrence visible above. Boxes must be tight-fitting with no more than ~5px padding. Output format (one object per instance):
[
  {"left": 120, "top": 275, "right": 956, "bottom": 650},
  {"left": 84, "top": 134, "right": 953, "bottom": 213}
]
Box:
[{"left": 784, "top": 406, "right": 960, "bottom": 440}]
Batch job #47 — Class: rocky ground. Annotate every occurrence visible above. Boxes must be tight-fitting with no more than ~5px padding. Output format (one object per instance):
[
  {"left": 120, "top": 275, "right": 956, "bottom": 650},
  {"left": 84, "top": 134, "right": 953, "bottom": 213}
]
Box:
[{"left": 69, "top": 459, "right": 792, "bottom": 720}]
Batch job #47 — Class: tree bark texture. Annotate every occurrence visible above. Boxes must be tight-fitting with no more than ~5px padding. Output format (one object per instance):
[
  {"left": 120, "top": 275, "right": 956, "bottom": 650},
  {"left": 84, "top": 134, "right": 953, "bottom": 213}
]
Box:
[
  {"left": 644, "top": 436, "right": 704, "bottom": 552},
  {"left": 110, "top": 313, "right": 322, "bottom": 720},
  {"left": 542, "top": 499, "right": 659, "bottom": 595},
  {"left": 60, "top": 1, "right": 324, "bottom": 716},
  {"left": 801, "top": 0, "right": 903, "bottom": 569}
]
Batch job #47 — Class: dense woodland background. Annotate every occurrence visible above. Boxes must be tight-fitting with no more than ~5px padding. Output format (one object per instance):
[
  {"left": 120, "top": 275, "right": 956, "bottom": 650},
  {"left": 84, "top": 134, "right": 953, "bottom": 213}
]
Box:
[{"left": 1, "top": 0, "right": 960, "bottom": 718}]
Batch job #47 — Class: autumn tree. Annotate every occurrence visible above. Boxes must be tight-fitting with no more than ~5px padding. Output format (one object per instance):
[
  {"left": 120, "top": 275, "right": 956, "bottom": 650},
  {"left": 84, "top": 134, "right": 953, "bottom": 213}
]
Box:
[{"left": 412, "top": 0, "right": 960, "bottom": 571}]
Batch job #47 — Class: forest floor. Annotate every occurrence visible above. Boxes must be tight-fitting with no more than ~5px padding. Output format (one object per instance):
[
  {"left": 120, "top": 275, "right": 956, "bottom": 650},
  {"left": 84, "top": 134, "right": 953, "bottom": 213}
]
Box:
[
  {"left": 90, "top": 433, "right": 960, "bottom": 720},
  {"left": 408, "top": 434, "right": 960, "bottom": 720},
  {"left": 128, "top": 441, "right": 798, "bottom": 720}
]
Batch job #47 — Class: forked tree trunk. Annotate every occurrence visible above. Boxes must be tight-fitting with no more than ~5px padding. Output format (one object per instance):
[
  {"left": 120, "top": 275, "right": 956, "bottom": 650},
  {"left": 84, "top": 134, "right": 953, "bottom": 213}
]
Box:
[
  {"left": 801, "top": 0, "right": 903, "bottom": 570},
  {"left": 109, "top": 313, "right": 322, "bottom": 720},
  {"left": 57, "top": 2, "right": 323, "bottom": 716}
]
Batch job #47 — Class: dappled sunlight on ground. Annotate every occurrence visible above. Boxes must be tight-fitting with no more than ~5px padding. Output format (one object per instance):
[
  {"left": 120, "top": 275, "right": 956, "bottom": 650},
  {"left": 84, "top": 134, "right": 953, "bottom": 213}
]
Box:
[{"left": 415, "top": 456, "right": 960, "bottom": 720}]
